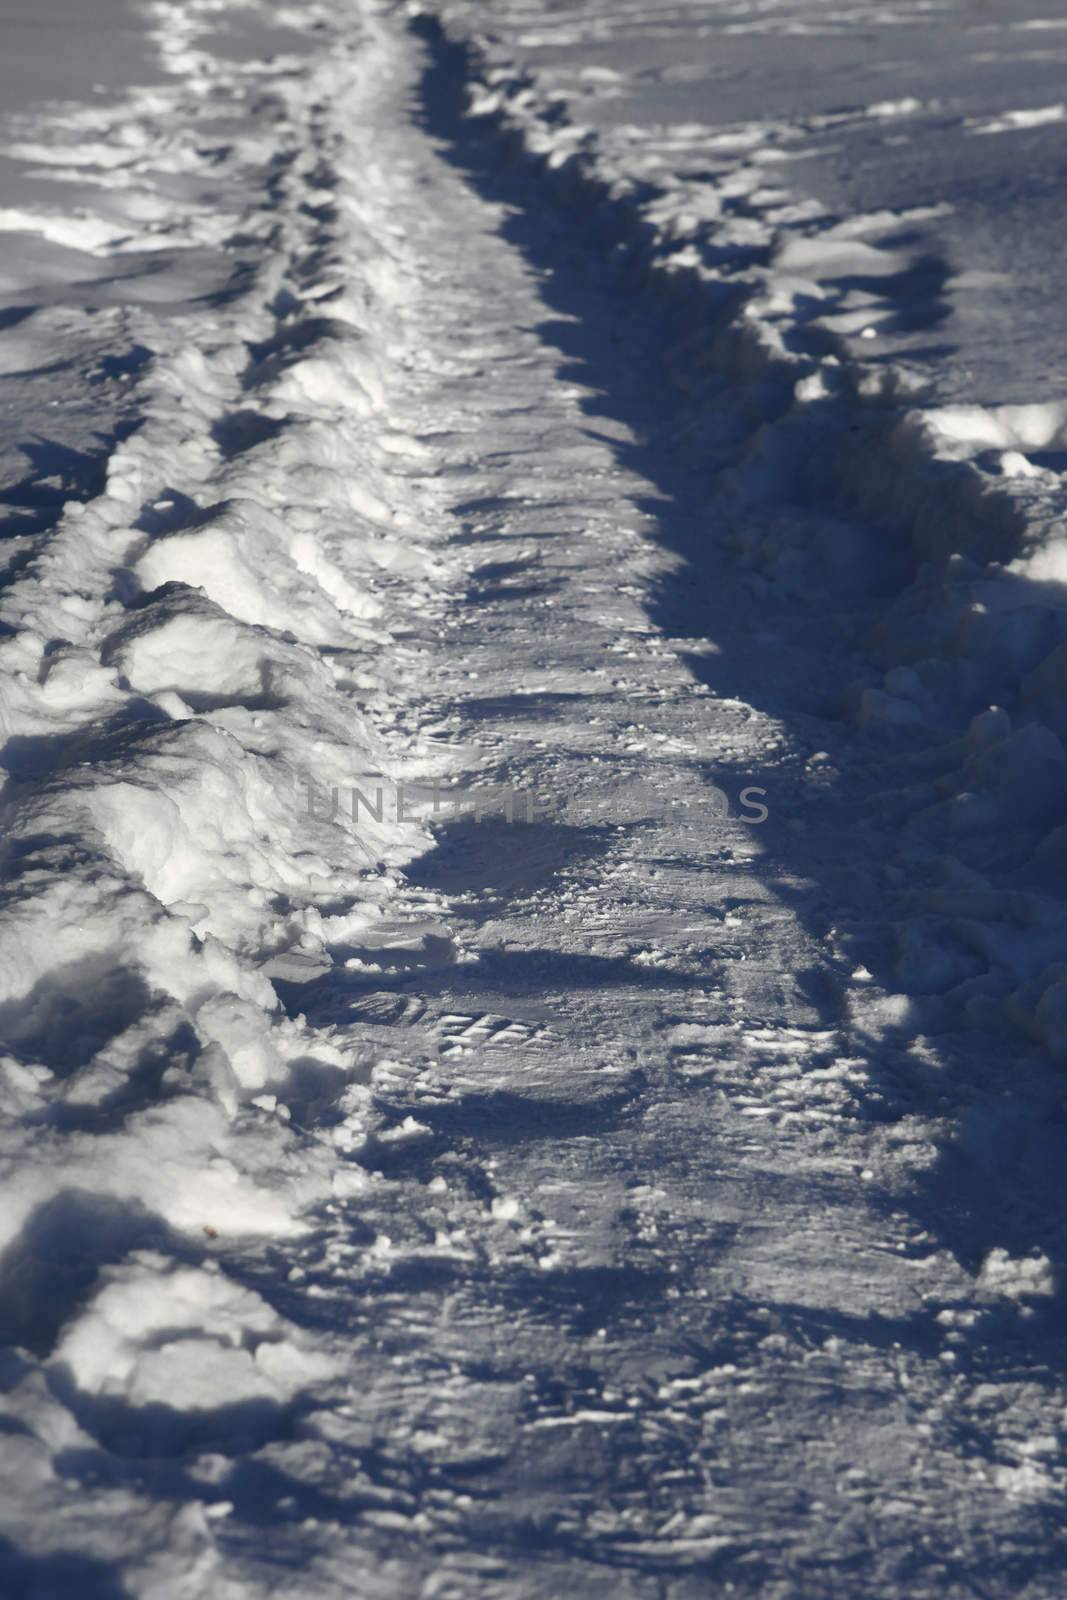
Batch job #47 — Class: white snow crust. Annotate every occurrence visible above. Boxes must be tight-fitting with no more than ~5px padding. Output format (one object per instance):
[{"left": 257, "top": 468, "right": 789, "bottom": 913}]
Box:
[{"left": 3, "top": 0, "right": 1067, "bottom": 1593}]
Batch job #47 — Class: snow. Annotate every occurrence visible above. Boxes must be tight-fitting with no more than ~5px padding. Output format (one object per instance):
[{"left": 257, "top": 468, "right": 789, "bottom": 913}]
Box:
[
  {"left": 1, "top": 0, "right": 1067, "bottom": 1592},
  {"left": 432, "top": 0, "right": 1067, "bottom": 1064}
]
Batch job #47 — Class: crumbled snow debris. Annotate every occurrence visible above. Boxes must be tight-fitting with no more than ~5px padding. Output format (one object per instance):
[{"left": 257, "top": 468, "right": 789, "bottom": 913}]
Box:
[
  {"left": 52, "top": 1251, "right": 337, "bottom": 1408},
  {"left": 978, "top": 1248, "right": 1056, "bottom": 1301}
]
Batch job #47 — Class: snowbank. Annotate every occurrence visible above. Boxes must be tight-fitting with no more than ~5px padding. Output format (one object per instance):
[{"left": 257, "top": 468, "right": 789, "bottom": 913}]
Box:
[{"left": 0, "top": 0, "right": 458, "bottom": 1564}]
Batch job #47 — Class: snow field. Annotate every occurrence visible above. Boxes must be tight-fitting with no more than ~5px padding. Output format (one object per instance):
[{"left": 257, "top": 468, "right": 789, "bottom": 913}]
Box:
[{"left": 1, "top": 0, "right": 1067, "bottom": 1593}]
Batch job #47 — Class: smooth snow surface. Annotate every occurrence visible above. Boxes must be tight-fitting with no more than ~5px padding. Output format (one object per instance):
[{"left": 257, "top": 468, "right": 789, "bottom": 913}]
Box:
[{"left": 1, "top": 0, "right": 1067, "bottom": 1594}]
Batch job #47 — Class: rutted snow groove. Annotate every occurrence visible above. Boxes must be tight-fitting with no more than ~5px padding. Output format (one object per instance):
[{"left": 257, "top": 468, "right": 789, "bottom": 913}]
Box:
[{"left": 420, "top": 0, "right": 1067, "bottom": 1064}]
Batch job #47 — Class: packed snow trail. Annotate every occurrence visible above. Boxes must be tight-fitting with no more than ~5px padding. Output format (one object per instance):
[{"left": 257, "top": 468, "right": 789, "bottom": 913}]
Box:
[{"left": 1, "top": 2, "right": 1067, "bottom": 1596}]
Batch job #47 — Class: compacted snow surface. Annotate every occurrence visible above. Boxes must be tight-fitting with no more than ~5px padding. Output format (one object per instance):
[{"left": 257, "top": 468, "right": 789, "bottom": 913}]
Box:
[{"left": 2, "top": 0, "right": 1067, "bottom": 1594}]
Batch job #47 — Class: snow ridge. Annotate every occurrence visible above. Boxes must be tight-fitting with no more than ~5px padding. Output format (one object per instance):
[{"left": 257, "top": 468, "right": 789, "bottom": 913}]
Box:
[{"left": 0, "top": 1, "right": 464, "bottom": 1572}]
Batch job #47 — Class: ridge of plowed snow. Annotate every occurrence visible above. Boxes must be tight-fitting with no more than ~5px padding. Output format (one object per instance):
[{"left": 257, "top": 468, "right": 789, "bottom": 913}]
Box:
[{"left": 0, "top": 4, "right": 472, "bottom": 1573}]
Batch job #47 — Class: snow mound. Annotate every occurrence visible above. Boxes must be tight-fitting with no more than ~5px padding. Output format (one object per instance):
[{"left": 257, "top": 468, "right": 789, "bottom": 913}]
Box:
[{"left": 54, "top": 1251, "right": 337, "bottom": 1413}]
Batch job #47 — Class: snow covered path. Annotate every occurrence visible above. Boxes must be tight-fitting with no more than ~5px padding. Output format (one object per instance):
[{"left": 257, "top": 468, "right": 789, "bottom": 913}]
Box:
[{"left": 2, "top": 2, "right": 1067, "bottom": 1595}]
